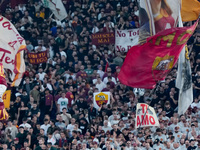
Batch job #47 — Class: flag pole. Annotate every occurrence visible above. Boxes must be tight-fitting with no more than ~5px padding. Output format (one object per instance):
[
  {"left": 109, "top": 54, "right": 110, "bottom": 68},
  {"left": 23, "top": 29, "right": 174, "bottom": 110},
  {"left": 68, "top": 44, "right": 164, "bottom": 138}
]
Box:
[
  {"left": 137, "top": 82, "right": 159, "bottom": 130},
  {"left": 49, "top": 12, "right": 54, "bottom": 19}
]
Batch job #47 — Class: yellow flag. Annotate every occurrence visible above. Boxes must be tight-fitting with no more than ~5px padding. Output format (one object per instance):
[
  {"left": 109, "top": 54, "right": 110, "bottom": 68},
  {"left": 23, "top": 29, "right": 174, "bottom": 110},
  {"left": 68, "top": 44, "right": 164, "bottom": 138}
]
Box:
[
  {"left": 181, "top": 0, "right": 200, "bottom": 22},
  {"left": 2, "top": 90, "right": 11, "bottom": 109},
  {"left": 0, "top": 107, "right": 9, "bottom": 121}
]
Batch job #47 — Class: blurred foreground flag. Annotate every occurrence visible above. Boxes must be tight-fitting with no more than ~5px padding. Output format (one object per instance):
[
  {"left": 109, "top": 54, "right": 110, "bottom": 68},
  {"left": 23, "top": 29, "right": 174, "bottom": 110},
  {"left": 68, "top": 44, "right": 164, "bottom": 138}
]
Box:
[
  {"left": 0, "top": 16, "right": 26, "bottom": 87},
  {"left": 42, "top": 0, "right": 68, "bottom": 21},
  {"left": 181, "top": 0, "right": 200, "bottom": 22},
  {"left": 118, "top": 21, "right": 197, "bottom": 89}
]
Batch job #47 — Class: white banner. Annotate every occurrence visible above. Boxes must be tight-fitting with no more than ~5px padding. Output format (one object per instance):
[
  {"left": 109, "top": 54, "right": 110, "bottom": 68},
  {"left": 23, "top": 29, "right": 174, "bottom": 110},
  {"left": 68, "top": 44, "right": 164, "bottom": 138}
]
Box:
[
  {"left": 42, "top": 0, "right": 68, "bottom": 21},
  {"left": 0, "top": 16, "right": 26, "bottom": 87},
  {"left": 176, "top": 13, "right": 193, "bottom": 115},
  {"left": 93, "top": 92, "right": 110, "bottom": 110},
  {"left": 136, "top": 103, "right": 160, "bottom": 128},
  {"left": 115, "top": 29, "right": 139, "bottom": 52}
]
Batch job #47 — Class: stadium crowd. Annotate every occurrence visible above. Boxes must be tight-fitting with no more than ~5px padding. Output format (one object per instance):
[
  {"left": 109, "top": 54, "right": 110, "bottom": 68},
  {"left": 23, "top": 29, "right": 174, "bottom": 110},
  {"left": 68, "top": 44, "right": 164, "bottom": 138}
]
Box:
[{"left": 0, "top": 0, "right": 200, "bottom": 150}]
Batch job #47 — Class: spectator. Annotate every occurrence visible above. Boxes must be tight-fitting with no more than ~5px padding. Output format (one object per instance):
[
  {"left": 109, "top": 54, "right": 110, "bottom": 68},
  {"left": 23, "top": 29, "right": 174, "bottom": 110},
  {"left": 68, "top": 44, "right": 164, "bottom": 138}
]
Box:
[
  {"left": 19, "top": 117, "right": 31, "bottom": 130},
  {"left": 17, "top": 102, "right": 29, "bottom": 125},
  {"left": 65, "top": 85, "right": 74, "bottom": 108},
  {"left": 30, "top": 102, "right": 40, "bottom": 118},
  {"left": 76, "top": 65, "right": 88, "bottom": 80},
  {"left": 61, "top": 107, "right": 72, "bottom": 126},
  {"left": 5, "top": 120, "right": 18, "bottom": 139},
  {"left": 55, "top": 113, "right": 66, "bottom": 130},
  {"left": 45, "top": 89, "right": 53, "bottom": 115},
  {"left": 47, "top": 132, "right": 56, "bottom": 146},
  {"left": 57, "top": 91, "right": 69, "bottom": 113},
  {"left": 188, "top": 139, "right": 197, "bottom": 150},
  {"left": 153, "top": 138, "right": 165, "bottom": 150},
  {"left": 76, "top": 96, "right": 88, "bottom": 111},
  {"left": 95, "top": 76, "right": 106, "bottom": 92},
  {"left": 40, "top": 119, "right": 50, "bottom": 136},
  {"left": 88, "top": 103, "right": 97, "bottom": 123},
  {"left": 16, "top": 126, "right": 27, "bottom": 145},
  {"left": 30, "top": 85, "right": 40, "bottom": 104}
]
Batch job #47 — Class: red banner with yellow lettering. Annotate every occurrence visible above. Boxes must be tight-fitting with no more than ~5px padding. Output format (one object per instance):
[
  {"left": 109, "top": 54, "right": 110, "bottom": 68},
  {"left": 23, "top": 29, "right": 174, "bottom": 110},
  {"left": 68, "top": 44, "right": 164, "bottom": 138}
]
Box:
[
  {"left": 28, "top": 51, "right": 48, "bottom": 64},
  {"left": 91, "top": 33, "right": 115, "bottom": 45},
  {"left": 118, "top": 21, "right": 198, "bottom": 89}
]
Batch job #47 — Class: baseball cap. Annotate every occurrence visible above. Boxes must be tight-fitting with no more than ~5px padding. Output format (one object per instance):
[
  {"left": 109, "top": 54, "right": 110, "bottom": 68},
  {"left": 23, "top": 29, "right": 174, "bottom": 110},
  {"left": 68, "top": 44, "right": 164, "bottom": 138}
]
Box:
[
  {"left": 14, "top": 138, "right": 19, "bottom": 141},
  {"left": 156, "top": 128, "right": 162, "bottom": 132},
  {"left": 175, "top": 126, "right": 179, "bottom": 130},
  {"left": 117, "top": 3, "right": 121, "bottom": 7},
  {"left": 138, "top": 131, "right": 142, "bottom": 134},
  {"left": 154, "top": 139, "right": 160, "bottom": 144},
  {"left": 106, "top": 131, "right": 110, "bottom": 135},
  {"left": 190, "top": 139, "right": 195, "bottom": 142},
  {"left": 68, "top": 76, "right": 73, "bottom": 80},
  {"left": 93, "top": 141, "right": 98, "bottom": 145},
  {"left": 146, "top": 135, "right": 152, "bottom": 140}
]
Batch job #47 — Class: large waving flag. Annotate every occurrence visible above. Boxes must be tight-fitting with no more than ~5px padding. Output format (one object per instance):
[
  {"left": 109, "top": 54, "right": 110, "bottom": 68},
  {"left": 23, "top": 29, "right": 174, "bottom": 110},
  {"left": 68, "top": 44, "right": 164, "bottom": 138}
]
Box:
[
  {"left": 0, "top": 16, "right": 26, "bottom": 87},
  {"left": 42, "top": 0, "right": 68, "bottom": 21},
  {"left": 118, "top": 22, "right": 197, "bottom": 89},
  {"left": 181, "top": 0, "right": 200, "bottom": 22}
]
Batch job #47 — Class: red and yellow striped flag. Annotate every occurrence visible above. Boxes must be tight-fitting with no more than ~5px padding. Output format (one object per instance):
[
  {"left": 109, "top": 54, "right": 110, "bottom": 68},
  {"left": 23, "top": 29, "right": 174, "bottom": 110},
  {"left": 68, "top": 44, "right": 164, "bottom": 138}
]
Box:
[{"left": 0, "top": 102, "right": 9, "bottom": 121}]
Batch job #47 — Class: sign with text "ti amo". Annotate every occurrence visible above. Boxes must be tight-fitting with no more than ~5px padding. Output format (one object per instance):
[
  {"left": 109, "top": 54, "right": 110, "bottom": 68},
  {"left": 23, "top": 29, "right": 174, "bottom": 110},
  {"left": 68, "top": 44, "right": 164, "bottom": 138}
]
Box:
[
  {"left": 115, "top": 29, "right": 139, "bottom": 52},
  {"left": 136, "top": 103, "right": 160, "bottom": 128},
  {"left": 93, "top": 92, "right": 110, "bottom": 109}
]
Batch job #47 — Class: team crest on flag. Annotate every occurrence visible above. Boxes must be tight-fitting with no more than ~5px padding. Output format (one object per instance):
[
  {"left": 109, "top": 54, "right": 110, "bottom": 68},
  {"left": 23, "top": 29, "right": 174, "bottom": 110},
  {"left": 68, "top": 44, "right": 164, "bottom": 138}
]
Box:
[
  {"left": 152, "top": 55, "right": 174, "bottom": 71},
  {"left": 93, "top": 92, "right": 110, "bottom": 109},
  {"left": 152, "top": 55, "right": 174, "bottom": 80}
]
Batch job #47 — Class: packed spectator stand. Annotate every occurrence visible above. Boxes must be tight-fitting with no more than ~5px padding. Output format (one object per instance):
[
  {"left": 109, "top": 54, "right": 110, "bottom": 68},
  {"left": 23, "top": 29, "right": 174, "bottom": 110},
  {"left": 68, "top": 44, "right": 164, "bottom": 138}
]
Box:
[{"left": 0, "top": 0, "right": 200, "bottom": 150}]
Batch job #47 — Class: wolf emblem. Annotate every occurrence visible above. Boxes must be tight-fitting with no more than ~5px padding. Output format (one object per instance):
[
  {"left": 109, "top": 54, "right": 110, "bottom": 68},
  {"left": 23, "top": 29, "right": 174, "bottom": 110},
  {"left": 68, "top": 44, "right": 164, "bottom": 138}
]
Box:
[{"left": 156, "top": 58, "right": 173, "bottom": 70}]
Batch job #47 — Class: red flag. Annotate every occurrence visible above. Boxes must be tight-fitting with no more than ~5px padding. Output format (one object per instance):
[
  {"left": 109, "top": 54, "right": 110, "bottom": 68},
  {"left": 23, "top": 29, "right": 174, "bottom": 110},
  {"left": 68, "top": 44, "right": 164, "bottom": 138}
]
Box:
[
  {"left": 105, "top": 62, "right": 109, "bottom": 72},
  {"left": 118, "top": 22, "right": 197, "bottom": 89}
]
